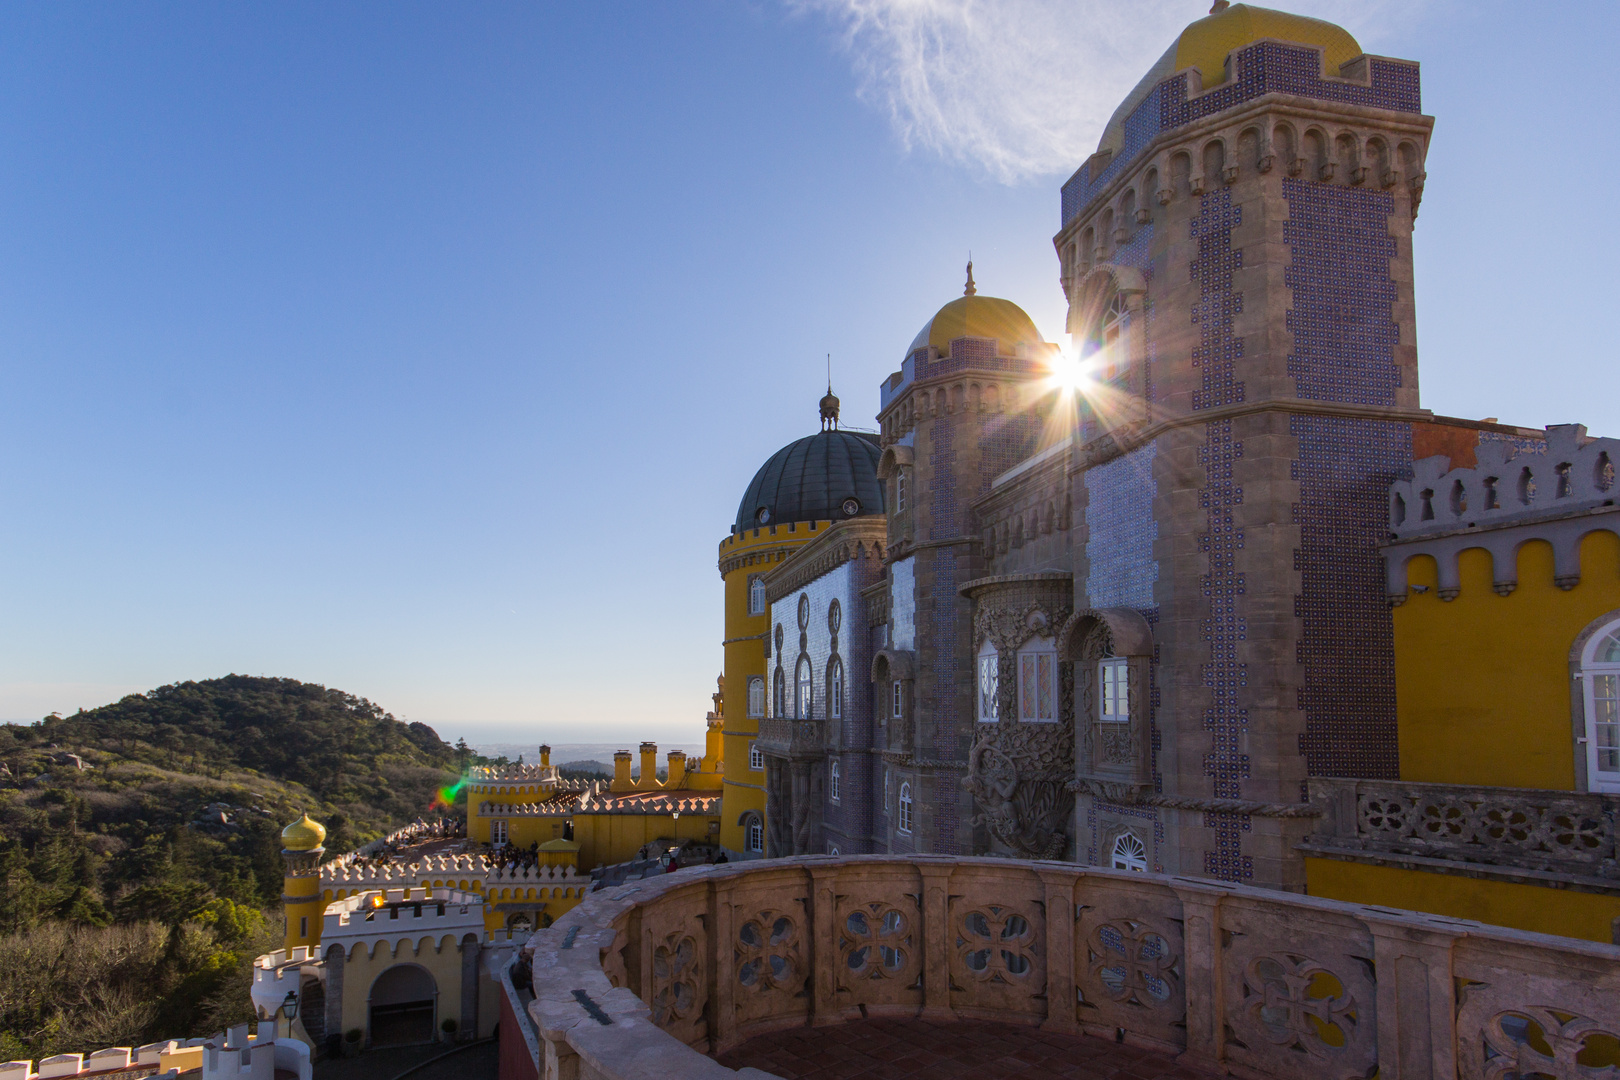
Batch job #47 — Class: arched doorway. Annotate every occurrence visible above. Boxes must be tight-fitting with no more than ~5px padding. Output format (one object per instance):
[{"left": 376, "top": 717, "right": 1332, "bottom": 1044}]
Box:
[{"left": 368, "top": 964, "right": 437, "bottom": 1046}]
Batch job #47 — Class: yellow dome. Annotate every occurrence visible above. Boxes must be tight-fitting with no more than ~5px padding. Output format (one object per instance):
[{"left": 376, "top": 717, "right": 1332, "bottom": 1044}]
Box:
[
  {"left": 281, "top": 812, "right": 326, "bottom": 851},
  {"left": 1097, "top": 4, "right": 1362, "bottom": 157},
  {"left": 1176, "top": 4, "right": 1359, "bottom": 88},
  {"left": 907, "top": 272, "right": 1045, "bottom": 360}
]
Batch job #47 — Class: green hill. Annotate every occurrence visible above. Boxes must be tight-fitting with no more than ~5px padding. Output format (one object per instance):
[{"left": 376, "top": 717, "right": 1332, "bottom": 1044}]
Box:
[{"left": 0, "top": 676, "right": 466, "bottom": 1062}]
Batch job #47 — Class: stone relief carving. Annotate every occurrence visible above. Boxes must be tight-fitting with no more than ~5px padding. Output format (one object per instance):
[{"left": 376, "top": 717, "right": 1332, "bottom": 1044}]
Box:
[
  {"left": 735, "top": 909, "right": 804, "bottom": 998},
  {"left": 1085, "top": 918, "right": 1180, "bottom": 1008},
  {"left": 650, "top": 930, "right": 703, "bottom": 1029},
  {"left": 1232, "top": 952, "right": 1374, "bottom": 1073},
  {"left": 955, "top": 905, "right": 1041, "bottom": 986},
  {"left": 837, "top": 901, "right": 917, "bottom": 985},
  {"left": 1477, "top": 1006, "right": 1620, "bottom": 1080},
  {"left": 964, "top": 592, "right": 1075, "bottom": 859}
]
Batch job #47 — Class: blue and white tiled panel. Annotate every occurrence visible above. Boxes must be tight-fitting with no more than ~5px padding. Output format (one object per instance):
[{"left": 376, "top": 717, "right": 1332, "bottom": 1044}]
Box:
[{"left": 1085, "top": 442, "right": 1159, "bottom": 611}]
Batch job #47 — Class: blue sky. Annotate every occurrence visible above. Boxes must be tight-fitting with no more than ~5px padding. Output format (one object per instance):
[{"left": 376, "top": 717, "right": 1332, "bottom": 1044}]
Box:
[{"left": 3, "top": 1, "right": 1616, "bottom": 743}]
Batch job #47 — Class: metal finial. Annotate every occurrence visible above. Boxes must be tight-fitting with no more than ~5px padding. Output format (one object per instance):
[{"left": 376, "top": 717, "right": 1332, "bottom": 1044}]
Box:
[
  {"left": 964, "top": 258, "right": 977, "bottom": 297},
  {"left": 820, "top": 358, "right": 840, "bottom": 431}
]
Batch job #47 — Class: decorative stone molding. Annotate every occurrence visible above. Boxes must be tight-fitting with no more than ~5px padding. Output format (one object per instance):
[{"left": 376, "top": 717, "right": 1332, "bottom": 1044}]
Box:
[
  {"left": 761, "top": 519, "right": 888, "bottom": 604},
  {"left": 520, "top": 855, "right": 1620, "bottom": 1080}
]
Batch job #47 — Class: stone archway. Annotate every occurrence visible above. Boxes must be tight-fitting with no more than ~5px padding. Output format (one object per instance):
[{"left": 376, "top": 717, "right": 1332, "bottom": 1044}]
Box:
[{"left": 368, "top": 963, "right": 437, "bottom": 1046}]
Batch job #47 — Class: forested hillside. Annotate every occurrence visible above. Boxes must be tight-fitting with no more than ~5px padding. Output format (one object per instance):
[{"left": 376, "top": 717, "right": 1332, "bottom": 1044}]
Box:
[{"left": 0, "top": 676, "right": 464, "bottom": 1062}]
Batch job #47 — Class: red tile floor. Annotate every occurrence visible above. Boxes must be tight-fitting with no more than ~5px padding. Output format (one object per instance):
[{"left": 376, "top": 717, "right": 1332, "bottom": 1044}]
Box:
[{"left": 713, "top": 1017, "right": 1215, "bottom": 1079}]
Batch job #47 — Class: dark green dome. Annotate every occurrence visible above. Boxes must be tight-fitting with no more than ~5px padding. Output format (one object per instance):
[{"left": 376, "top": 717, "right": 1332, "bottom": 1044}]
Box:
[{"left": 734, "top": 429, "right": 884, "bottom": 533}]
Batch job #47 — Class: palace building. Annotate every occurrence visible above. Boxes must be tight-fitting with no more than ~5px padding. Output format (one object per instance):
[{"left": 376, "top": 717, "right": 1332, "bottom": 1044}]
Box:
[{"left": 700, "top": 1, "right": 1620, "bottom": 941}]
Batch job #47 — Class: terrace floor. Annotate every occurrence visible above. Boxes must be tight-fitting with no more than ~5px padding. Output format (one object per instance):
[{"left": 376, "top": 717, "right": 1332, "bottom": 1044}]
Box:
[{"left": 712, "top": 1017, "right": 1210, "bottom": 1080}]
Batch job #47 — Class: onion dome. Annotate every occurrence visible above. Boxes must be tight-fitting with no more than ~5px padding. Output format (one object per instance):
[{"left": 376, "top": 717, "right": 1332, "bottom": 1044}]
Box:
[
  {"left": 735, "top": 406, "right": 883, "bottom": 532},
  {"left": 281, "top": 812, "right": 327, "bottom": 851},
  {"left": 906, "top": 262, "right": 1044, "bottom": 361},
  {"left": 1097, "top": 3, "right": 1362, "bottom": 158}
]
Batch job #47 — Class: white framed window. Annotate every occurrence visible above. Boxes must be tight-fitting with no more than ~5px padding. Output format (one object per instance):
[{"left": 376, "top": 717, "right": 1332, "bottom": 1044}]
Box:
[
  {"left": 491, "top": 819, "right": 508, "bottom": 845},
  {"left": 748, "top": 676, "right": 765, "bottom": 719},
  {"left": 796, "top": 658, "right": 813, "bottom": 719},
  {"left": 1581, "top": 620, "right": 1620, "bottom": 792},
  {"left": 1099, "top": 657, "right": 1128, "bottom": 723},
  {"left": 749, "top": 742, "right": 764, "bottom": 771},
  {"left": 977, "top": 639, "right": 999, "bottom": 722},
  {"left": 748, "top": 575, "right": 766, "bottom": 616},
  {"left": 829, "top": 658, "right": 844, "bottom": 720},
  {"left": 1017, "top": 637, "right": 1057, "bottom": 722},
  {"left": 892, "top": 680, "right": 903, "bottom": 719},
  {"left": 897, "top": 783, "right": 913, "bottom": 834},
  {"left": 830, "top": 759, "right": 841, "bottom": 803},
  {"left": 896, "top": 471, "right": 907, "bottom": 512},
  {"left": 744, "top": 813, "right": 763, "bottom": 853},
  {"left": 1111, "top": 832, "right": 1147, "bottom": 872},
  {"left": 773, "top": 667, "right": 786, "bottom": 718}
]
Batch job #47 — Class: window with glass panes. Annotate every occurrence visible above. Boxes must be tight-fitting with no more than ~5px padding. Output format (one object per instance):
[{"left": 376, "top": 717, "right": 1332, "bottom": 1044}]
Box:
[
  {"left": 1017, "top": 638, "right": 1057, "bottom": 722},
  {"left": 1581, "top": 623, "right": 1620, "bottom": 791},
  {"left": 977, "top": 640, "right": 999, "bottom": 722},
  {"left": 1099, "top": 658, "right": 1128, "bottom": 723}
]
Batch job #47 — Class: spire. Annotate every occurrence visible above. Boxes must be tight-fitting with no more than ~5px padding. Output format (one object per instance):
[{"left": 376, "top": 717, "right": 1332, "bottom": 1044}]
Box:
[
  {"left": 964, "top": 258, "right": 976, "bottom": 296},
  {"left": 820, "top": 360, "right": 841, "bottom": 431}
]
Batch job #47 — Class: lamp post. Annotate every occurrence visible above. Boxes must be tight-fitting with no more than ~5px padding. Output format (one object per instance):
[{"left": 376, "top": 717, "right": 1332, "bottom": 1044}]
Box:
[{"left": 280, "top": 991, "right": 299, "bottom": 1039}]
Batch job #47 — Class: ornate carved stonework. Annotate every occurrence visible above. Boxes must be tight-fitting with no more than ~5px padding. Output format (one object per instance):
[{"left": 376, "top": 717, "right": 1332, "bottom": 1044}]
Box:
[{"left": 960, "top": 574, "right": 1075, "bottom": 860}]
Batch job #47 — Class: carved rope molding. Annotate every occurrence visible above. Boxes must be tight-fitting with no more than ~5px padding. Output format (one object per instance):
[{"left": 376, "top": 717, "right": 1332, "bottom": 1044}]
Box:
[{"left": 522, "top": 856, "right": 1620, "bottom": 1080}]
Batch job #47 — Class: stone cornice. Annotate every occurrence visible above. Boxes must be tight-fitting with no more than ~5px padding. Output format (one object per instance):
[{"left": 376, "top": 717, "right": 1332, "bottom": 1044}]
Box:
[
  {"left": 764, "top": 518, "right": 889, "bottom": 603},
  {"left": 959, "top": 570, "right": 1074, "bottom": 599},
  {"left": 1056, "top": 90, "right": 1435, "bottom": 244},
  {"left": 718, "top": 545, "right": 795, "bottom": 578}
]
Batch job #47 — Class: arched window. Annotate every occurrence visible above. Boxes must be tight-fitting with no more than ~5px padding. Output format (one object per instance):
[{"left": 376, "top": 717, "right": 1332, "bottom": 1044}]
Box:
[
  {"left": 828, "top": 657, "right": 844, "bottom": 720},
  {"left": 796, "top": 658, "right": 813, "bottom": 719},
  {"left": 1017, "top": 636, "right": 1057, "bottom": 722},
  {"left": 1099, "top": 657, "right": 1128, "bottom": 723},
  {"left": 773, "top": 668, "right": 786, "bottom": 718},
  {"left": 742, "top": 812, "right": 763, "bottom": 853},
  {"left": 828, "top": 844, "right": 840, "bottom": 856},
  {"left": 747, "top": 676, "right": 765, "bottom": 719},
  {"left": 748, "top": 575, "right": 766, "bottom": 616},
  {"left": 1082, "top": 290, "right": 1131, "bottom": 382},
  {"left": 749, "top": 741, "right": 763, "bottom": 771},
  {"left": 977, "top": 639, "right": 999, "bottom": 722},
  {"left": 1580, "top": 619, "right": 1620, "bottom": 792},
  {"left": 897, "top": 783, "right": 914, "bottom": 834},
  {"left": 830, "top": 759, "right": 841, "bottom": 803},
  {"left": 1111, "top": 833, "right": 1147, "bottom": 872}
]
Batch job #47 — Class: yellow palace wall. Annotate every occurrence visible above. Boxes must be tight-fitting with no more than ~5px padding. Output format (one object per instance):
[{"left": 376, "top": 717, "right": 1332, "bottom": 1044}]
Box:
[
  {"left": 1305, "top": 530, "right": 1620, "bottom": 942},
  {"left": 718, "top": 522, "right": 826, "bottom": 853},
  {"left": 334, "top": 936, "right": 494, "bottom": 1042},
  {"left": 570, "top": 810, "right": 721, "bottom": 871},
  {"left": 1395, "top": 531, "right": 1620, "bottom": 789}
]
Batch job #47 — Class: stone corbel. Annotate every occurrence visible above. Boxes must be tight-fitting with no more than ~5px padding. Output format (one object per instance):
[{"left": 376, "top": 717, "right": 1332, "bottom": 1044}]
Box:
[
  {"left": 1156, "top": 186, "right": 1173, "bottom": 206},
  {"left": 1288, "top": 157, "right": 1307, "bottom": 177},
  {"left": 1318, "top": 162, "right": 1337, "bottom": 182},
  {"left": 1350, "top": 165, "right": 1369, "bottom": 186},
  {"left": 1134, "top": 207, "right": 1152, "bottom": 224},
  {"left": 1221, "top": 164, "right": 1239, "bottom": 185},
  {"left": 1256, "top": 154, "right": 1274, "bottom": 174},
  {"left": 1189, "top": 173, "right": 1206, "bottom": 196},
  {"left": 1381, "top": 168, "right": 1402, "bottom": 188}
]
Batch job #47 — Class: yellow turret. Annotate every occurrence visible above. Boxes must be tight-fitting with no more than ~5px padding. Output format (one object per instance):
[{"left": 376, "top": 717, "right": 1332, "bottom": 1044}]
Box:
[{"left": 280, "top": 812, "right": 326, "bottom": 954}]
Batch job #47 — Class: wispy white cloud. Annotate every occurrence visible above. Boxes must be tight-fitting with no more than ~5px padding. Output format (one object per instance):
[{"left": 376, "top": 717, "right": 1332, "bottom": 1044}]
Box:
[{"left": 794, "top": 0, "right": 1436, "bottom": 184}]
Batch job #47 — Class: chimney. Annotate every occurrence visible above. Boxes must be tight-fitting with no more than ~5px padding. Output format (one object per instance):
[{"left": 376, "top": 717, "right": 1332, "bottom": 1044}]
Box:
[
  {"left": 638, "top": 742, "right": 660, "bottom": 789},
  {"left": 611, "top": 750, "right": 633, "bottom": 792},
  {"left": 666, "top": 750, "right": 687, "bottom": 789}
]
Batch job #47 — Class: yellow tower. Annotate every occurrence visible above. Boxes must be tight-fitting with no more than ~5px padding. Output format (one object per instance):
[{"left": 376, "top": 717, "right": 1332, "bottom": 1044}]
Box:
[
  {"left": 280, "top": 812, "right": 327, "bottom": 954},
  {"left": 717, "top": 391, "right": 883, "bottom": 856}
]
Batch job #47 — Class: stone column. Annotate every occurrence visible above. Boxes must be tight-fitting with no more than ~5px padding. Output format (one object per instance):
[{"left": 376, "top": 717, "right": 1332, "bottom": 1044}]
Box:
[
  {"left": 1037, "top": 868, "right": 1080, "bottom": 1034},
  {"left": 1171, "top": 881, "right": 1226, "bottom": 1074},
  {"left": 1364, "top": 914, "right": 1464, "bottom": 1080},
  {"left": 919, "top": 861, "right": 953, "bottom": 1020}
]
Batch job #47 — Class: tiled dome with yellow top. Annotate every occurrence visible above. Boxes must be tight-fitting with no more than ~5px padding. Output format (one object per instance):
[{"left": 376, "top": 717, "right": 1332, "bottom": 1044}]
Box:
[
  {"left": 1097, "top": 2, "right": 1362, "bottom": 158},
  {"left": 281, "top": 812, "right": 326, "bottom": 851},
  {"left": 906, "top": 263, "right": 1045, "bottom": 361}
]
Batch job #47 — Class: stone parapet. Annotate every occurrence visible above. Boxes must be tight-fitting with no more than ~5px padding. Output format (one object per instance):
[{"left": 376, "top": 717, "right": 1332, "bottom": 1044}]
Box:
[
  {"left": 1307, "top": 776, "right": 1620, "bottom": 883},
  {"left": 521, "top": 855, "right": 1620, "bottom": 1080}
]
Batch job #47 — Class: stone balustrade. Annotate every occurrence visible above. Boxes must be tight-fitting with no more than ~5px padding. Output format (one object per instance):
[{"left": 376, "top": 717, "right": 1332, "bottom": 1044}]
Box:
[
  {"left": 522, "top": 855, "right": 1620, "bottom": 1080},
  {"left": 1305, "top": 777, "right": 1620, "bottom": 885}
]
